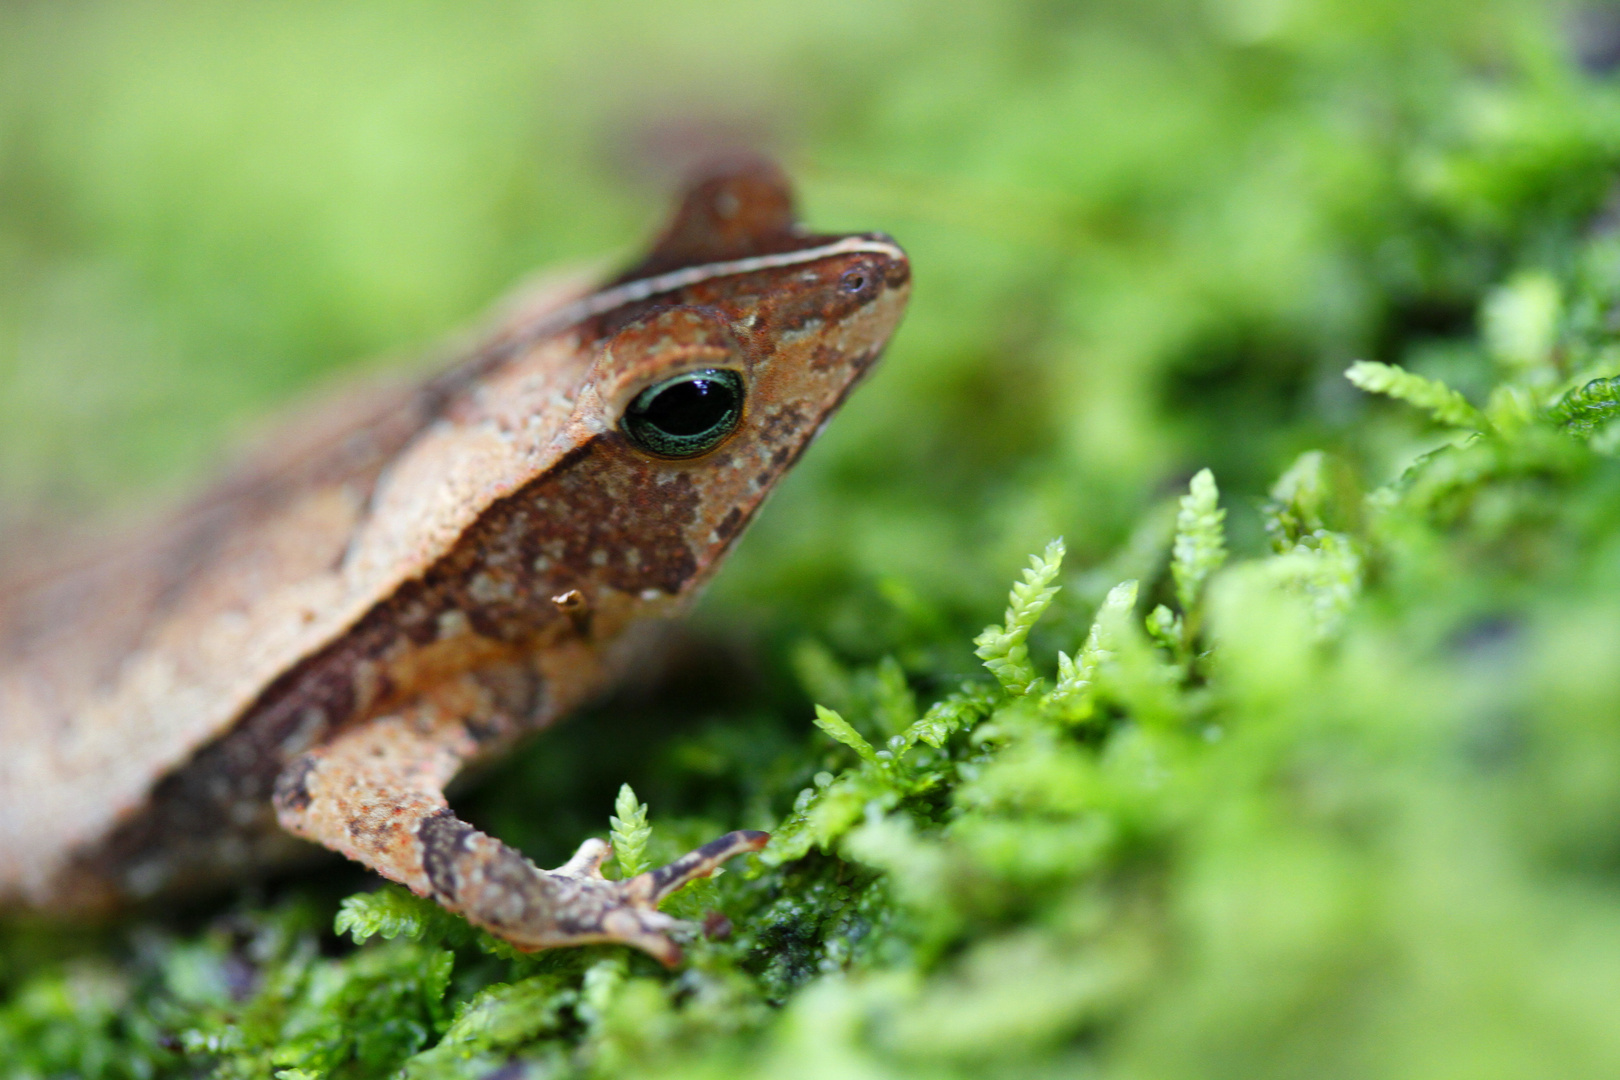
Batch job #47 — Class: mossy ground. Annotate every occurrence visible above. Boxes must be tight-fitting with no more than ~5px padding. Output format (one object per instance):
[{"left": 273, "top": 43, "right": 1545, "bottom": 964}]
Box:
[{"left": 8, "top": 1, "right": 1620, "bottom": 1076}]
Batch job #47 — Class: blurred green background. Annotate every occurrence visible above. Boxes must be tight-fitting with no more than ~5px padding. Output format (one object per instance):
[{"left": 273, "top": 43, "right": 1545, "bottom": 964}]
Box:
[
  {"left": 12, "top": 0, "right": 1620, "bottom": 1077},
  {"left": 0, "top": 0, "right": 1522, "bottom": 604}
]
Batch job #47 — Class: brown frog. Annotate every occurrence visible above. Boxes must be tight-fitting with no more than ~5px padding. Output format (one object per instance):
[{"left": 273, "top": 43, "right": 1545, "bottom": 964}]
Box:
[{"left": 0, "top": 157, "right": 910, "bottom": 965}]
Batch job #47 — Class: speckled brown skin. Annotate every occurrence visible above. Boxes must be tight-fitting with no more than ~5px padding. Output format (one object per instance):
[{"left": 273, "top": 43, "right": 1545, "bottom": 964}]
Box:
[{"left": 0, "top": 159, "right": 909, "bottom": 962}]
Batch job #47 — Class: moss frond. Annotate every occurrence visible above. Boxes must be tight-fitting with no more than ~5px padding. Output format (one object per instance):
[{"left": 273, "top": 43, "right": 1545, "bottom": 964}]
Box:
[
  {"left": 1171, "top": 470, "right": 1227, "bottom": 615},
  {"left": 608, "top": 784, "right": 652, "bottom": 879},
  {"left": 1551, "top": 375, "right": 1620, "bottom": 435},
  {"left": 1346, "top": 360, "right": 1487, "bottom": 429},
  {"left": 973, "top": 538, "right": 1066, "bottom": 695}
]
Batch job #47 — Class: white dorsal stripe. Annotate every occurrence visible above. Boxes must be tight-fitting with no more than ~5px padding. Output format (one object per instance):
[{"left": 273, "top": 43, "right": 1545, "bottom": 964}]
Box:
[
  {"left": 421, "top": 235, "right": 904, "bottom": 408},
  {"left": 514, "top": 235, "right": 906, "bottom": 344}
]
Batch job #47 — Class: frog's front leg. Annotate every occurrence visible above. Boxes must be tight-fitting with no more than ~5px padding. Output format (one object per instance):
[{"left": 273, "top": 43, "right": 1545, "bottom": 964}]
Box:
[{"left": 270, "top": 681, "right": 767, "bottom": 965}]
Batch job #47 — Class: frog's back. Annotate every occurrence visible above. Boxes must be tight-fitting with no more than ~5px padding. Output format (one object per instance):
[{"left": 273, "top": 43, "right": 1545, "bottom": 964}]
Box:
[{"left": 0, "top": 272, "right": 596, "bottom": 905}]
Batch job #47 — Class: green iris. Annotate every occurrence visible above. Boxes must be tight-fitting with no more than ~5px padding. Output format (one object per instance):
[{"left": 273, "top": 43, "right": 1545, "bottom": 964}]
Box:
[{"left": 620, "top": 368, "right": 745, "bottom": 458}]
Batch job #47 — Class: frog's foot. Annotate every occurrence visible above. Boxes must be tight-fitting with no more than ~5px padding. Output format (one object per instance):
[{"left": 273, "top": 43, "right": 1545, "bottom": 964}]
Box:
[
  {"left": 471, "top": 830, "right": 769, "bottom": 964},
  {"left": 271, "top": 690, "right": 767, "bottom": 965}
]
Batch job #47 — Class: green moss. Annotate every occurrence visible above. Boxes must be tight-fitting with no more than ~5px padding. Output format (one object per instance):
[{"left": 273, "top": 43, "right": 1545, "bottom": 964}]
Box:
[{"left": 12, "top": 1, "right": 1620, "bottom": 1077}]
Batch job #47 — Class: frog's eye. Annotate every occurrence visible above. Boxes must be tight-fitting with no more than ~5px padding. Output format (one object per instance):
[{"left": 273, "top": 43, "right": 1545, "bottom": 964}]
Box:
[{"left": 621, "top": 368, "right": 745, "bottom": 458}]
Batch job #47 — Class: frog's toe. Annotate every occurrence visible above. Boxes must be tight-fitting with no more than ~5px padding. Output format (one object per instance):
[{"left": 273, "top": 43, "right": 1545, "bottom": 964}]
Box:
[
  {"left": 596, "top": 830, "right": 769, "bottom": 965},
  {"left": 550, "top": 836, "right": 613, "bottom": 879},
  {"left": 624, "top": 829, "right": 770, "bottom": 905},
  {"left": 533, "top": 831, "right": 767, "bottom": 965},
  {"left": 597, "top": 905, "right": 687, "bottom": 967}
]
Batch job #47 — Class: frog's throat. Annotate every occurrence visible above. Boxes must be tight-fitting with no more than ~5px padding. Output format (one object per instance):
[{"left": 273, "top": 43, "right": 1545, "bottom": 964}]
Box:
[{"left": 516, "top": 235, "right": 906, "bottom": 346}]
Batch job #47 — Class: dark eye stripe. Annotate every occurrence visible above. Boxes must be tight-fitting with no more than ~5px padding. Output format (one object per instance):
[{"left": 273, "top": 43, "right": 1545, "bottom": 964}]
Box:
[{"left": 621, "top": 369, "right": 745, "bottom": 458}]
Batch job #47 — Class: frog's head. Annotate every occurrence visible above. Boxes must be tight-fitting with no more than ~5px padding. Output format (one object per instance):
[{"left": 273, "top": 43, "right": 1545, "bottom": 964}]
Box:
[{"left": 553, "top": 157, "right": 909, "bottom": 613}]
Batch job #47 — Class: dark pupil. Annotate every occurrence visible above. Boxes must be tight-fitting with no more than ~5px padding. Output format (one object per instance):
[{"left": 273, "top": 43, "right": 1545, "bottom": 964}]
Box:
[
  {"left": 646, "top": 378, "right": 728, "bottom": 435},
  {"left": 623, "top": 369, "right": 744, "bottom": 457}
]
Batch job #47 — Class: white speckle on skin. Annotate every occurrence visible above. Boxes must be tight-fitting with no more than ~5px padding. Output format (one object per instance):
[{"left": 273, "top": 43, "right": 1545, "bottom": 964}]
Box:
[
  {"left": 438, "top": 609, "right": 471, "bottom": 640},
  {"left": 625, "top": 548, "right": 641, "bottom": 569},
  {"left": 777, "top": 319, "right": 824, "bottom": 345},
  {"left": 126, "top": 859, "right": 171, "bottom": 899},
  {"left": 281, "top": 706, "right": 328, "bottom": 756},
  {"left": 590, "top": 549, "right": 608, "bottom": 567},
  {"left": 468, "top": 572, "right": 514, "bottom": 604},
  {"left": 640, "top": 588, "right": 663, "bottom": 601}
]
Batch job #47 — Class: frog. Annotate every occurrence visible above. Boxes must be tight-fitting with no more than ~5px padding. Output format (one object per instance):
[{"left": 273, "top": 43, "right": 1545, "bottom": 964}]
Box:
[{"left": 0, "top": 156, "right": 910, "bottom": 965}]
